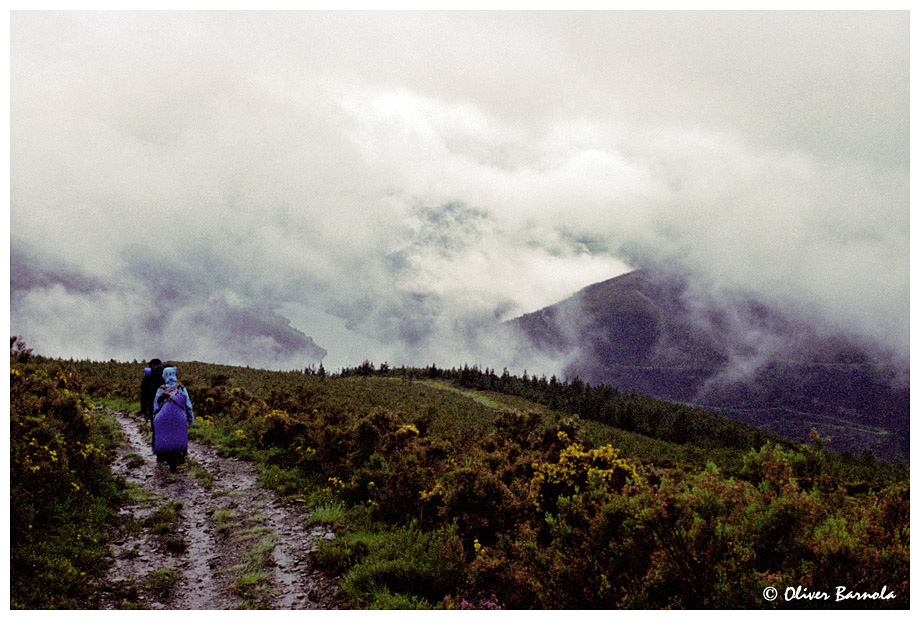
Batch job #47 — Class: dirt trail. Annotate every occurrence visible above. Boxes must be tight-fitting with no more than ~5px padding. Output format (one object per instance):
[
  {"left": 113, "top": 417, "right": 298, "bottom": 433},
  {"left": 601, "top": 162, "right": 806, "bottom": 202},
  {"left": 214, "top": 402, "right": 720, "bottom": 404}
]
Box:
[{"left": 96, "top": 407, "right": 339, "bottom": 610}]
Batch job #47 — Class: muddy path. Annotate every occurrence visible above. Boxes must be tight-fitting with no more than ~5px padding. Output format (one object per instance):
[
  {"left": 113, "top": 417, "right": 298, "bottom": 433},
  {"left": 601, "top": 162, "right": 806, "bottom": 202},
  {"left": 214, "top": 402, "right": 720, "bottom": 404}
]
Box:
[{"left": 95, "top": 406, "right": 340, "bottom": 610}]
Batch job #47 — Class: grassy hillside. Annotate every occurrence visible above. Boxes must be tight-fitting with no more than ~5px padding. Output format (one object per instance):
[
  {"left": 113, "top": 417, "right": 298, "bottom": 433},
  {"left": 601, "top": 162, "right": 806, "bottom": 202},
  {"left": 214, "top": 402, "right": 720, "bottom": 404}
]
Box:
[{"left": 10, "top": 342, "right": 909, "bottom": 609}]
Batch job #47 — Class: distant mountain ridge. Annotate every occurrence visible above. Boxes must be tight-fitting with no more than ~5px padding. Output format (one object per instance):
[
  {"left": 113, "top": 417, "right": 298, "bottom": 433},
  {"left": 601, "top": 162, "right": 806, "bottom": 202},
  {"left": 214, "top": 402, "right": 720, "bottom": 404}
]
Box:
[{"left": 506, "top": 269, "right": 909, "bottom": 460}]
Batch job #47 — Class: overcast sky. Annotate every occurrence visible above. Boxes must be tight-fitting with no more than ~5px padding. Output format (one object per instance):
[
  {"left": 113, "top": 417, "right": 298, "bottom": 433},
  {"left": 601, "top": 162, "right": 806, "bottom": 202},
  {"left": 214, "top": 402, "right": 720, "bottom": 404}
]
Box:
[{"left": 9, "top": 10, "right": 910, "bottom": 373}]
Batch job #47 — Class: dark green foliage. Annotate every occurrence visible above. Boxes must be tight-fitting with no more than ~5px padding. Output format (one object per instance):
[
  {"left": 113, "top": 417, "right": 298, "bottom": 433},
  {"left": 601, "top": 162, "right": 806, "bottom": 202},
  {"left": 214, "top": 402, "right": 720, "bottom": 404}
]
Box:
[
  {"left": 13, "top": 346, "right": 910, "bottom": 609},
  {"left": 314, "top": 523, "right": 466, "bottom": 608},
  {"left": 10, "top": 340, "right": 128, "bottom": 609}
]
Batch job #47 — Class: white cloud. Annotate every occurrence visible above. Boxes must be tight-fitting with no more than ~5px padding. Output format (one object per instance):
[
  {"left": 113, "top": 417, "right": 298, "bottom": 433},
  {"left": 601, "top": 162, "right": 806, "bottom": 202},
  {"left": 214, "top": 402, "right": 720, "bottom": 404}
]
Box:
[{"left": 9, "top": 11, "right": 909, "bottom": 370}]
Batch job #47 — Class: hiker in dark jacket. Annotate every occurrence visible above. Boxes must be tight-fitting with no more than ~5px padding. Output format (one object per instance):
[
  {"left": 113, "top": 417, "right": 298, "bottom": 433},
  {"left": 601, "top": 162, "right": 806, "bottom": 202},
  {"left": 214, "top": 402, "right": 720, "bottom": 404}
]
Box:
[{"left": 140, "top": 358, "right": 165, "bottom": 422}]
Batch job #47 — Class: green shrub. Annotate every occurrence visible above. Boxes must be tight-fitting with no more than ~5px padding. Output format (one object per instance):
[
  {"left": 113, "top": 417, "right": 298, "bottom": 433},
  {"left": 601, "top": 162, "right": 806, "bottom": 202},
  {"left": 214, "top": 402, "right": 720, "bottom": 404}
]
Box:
[
  {"left": 317, "top": 523, "right": 466, "bottom": 608},
  {"left": 10, "top": 346, "right": 127, "bottom": 609}
]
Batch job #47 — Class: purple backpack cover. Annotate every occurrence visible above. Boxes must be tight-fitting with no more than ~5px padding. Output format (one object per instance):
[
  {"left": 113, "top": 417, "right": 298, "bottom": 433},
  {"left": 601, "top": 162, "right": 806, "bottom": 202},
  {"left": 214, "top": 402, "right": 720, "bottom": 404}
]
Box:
[{"left": 153, "top": 390, "right": 189, "bottom": 454}]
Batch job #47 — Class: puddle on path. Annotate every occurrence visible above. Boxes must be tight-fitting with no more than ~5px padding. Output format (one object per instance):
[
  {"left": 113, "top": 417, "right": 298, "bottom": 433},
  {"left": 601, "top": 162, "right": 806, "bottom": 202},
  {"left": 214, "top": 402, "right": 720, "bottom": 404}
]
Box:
[{"left": 96, "top": 408, "right": 339, "bottom": 610}]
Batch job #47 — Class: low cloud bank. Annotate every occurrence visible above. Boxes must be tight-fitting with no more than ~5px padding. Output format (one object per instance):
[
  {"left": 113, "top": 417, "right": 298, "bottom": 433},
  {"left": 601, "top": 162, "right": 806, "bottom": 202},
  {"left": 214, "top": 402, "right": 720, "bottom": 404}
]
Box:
[{"left": 10, "top": 12, "right": 908, "bottom": 377}]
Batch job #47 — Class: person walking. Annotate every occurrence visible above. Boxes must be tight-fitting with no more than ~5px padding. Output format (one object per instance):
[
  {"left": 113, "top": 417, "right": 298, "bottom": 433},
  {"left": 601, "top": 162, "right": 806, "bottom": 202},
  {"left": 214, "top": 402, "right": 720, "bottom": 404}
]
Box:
[
  {"left": 152, "top": 365, "right": 194, "bottom": 472},
  {"left": 140, "top": 358, "right": 165, "bottom": 422}
]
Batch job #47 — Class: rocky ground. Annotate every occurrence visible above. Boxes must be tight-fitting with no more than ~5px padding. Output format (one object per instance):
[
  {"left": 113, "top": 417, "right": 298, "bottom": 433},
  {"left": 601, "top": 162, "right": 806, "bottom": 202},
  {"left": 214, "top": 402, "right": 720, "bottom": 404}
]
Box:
[{"left": 94, "top": 407, "right": 339, "bottom": 610}]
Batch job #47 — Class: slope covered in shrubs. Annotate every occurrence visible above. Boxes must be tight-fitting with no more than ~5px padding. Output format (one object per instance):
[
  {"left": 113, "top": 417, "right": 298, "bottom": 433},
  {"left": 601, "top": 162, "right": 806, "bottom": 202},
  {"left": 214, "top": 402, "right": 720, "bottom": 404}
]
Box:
[
  {"left": 11, "top": 346, "right": 909, "bottom": 609},
  {"left": 9, "top": 338, "right": 128, "bottom": 608}
]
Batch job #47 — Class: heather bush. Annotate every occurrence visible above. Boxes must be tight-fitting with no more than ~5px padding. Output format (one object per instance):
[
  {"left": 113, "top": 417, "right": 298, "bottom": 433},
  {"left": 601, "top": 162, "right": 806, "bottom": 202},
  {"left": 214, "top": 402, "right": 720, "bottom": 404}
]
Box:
[{"left": 10, "top": 342, "right": 126, "bottom": 608}]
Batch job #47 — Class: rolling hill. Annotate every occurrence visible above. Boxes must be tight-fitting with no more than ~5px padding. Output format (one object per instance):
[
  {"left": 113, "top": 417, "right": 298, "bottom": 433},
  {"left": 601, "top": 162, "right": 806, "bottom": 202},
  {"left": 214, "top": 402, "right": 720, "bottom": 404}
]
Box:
[{"left": 506, "top": 269, "right": 909, "bottom": 461}]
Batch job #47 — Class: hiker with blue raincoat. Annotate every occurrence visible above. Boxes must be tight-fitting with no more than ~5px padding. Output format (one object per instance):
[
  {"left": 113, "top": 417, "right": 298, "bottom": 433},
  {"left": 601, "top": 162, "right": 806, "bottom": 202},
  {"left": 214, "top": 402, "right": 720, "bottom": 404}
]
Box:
[{"left": 152, "top": 365, "right": 194, "bottom": 472}]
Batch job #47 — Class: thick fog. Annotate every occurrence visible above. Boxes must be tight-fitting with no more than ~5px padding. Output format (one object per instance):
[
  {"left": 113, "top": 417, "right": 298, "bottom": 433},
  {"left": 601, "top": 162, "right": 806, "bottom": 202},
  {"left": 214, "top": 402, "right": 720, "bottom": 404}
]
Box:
[{"left": 9, "top": 11, "right": 909, "bottom": 375}]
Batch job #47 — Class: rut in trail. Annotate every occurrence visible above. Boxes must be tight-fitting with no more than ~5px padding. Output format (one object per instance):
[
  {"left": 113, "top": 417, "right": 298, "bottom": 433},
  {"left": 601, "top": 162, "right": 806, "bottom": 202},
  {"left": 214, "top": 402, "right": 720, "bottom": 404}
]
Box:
[{"left": 96, "top": 407, "right": 339, "bottom": 610}]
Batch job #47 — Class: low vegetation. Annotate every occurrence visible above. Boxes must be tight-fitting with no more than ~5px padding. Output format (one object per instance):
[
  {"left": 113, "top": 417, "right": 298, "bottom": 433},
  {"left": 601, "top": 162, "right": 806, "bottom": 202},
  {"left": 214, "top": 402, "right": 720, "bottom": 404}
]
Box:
[
  {"left": 9, "top": 338, "right": 128, "bottom": 609},
  {"left": 10, "top": 340, "right": 909, "bottom": 609},
  {"left": 144, "top": 567, "right": 181, "bottom": 600},
  {"left": 144, "top": 501, "right": 188, "bottom": 553}
]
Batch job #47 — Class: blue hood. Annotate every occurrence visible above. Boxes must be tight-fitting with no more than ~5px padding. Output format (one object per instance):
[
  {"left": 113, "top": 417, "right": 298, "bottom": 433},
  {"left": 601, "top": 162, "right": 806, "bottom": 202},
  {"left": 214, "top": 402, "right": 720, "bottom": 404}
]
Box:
[{"left": 162, "top": 366, "right": 178, "bottom": 386}]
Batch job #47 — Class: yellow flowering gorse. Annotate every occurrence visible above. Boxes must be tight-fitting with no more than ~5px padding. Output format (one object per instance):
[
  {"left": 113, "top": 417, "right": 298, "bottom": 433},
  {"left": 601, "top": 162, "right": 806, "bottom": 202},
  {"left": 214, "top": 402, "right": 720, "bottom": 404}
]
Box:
[
  {"left": 420, "top": 480, "right": 445, "bottom": 501},
  {"left": 529, "top": 443, "right": 639, "bottom": 512},
  {"left": 395, "top": 424, "right": 420, "bottom": 437}
]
